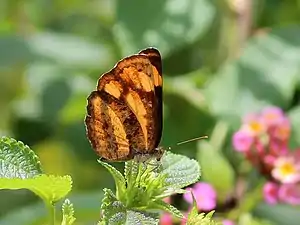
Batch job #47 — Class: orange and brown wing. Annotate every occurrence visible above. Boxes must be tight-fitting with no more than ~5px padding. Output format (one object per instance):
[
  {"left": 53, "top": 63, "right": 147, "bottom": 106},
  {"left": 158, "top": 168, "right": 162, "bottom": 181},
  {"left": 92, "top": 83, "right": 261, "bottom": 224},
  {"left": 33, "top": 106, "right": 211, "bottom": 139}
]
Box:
[
  {"left": 85, "top": 91, "right": 130, "bottom": 161},
  {"left": 85, "top": 47, "right": 162, "bottom": 160},
  {"left": 138, "top": 48, "right": 163, "bottom": 149}
]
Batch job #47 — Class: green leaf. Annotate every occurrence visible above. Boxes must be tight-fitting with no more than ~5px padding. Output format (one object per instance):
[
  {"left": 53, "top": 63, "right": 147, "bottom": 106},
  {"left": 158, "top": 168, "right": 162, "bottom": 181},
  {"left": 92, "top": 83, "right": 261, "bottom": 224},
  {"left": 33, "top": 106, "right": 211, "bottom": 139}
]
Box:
[
  {"left": 161, "top": 151, "right": 201, "bottom": 189},
  {"left": 0, "top": 191, "right": 103, "bottom": 225},
  {"left": 0, "top": 136, "right": 42, "bottom": 178},
  {"left": 100, "top": 152, "right": 201, "bottom": 223},
  {"left": 197, "top": 141, "right": 234, "bottom": 201},
  {"left": 29, "top": 32, "right": 114, "bottom": 69},
  {"left": 205, "top": 25, "right": 300, "bottom": 126},
  {"left": 101, "top": 188, "right": 127, "bottom": 225},
  {"left": 254, "top": 203, "right": 300, "bottom": 225},
  {"left": 288, "top": 106, "right": 300, "bottom": 147},
  {"left": 188, "top": 211, "right": 220, "bottom": 225},
  {"left": 149, "top": 199, "right": 183, "bottom": 219},
  {"left": 114, "top": 0, "right": 216, "bottom": 55},
  {"left": 238, "top": 213, "right": 274, "bottom": 225},
  {"left": 187, "top": 195, "right": 220, "bottom": 225},
  {"left": 61, "top": 199, "right": 76, "bottom": 225},
  {"left": 125, "top": 210, "right": 159, "bottom": 225},
  {"left": 0, "top": 174, "right": 72, "bottom": 204},
  {"left": 41, "top": 78, "right": 72, "bottom": 121},
  {"left": 98, "top": 160, "right": 126, "bottom": 198},
  {"left": 0, "top": 36, "right": 35, "bottom": 69}
]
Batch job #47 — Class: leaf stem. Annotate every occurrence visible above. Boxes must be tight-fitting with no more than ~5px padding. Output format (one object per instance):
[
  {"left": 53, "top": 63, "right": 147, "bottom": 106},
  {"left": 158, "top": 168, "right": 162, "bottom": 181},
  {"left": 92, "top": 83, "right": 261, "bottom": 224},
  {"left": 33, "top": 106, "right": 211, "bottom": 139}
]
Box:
[{"left": 47, "top": 202, "right": 56, "bottom": 225}]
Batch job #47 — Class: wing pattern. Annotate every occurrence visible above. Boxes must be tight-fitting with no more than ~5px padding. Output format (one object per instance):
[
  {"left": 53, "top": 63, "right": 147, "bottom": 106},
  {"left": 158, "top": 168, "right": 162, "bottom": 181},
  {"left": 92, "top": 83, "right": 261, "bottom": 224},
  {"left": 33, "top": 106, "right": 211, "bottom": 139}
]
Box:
[{"left": 85, "top": 48, "right": 163, "bottom": 161}]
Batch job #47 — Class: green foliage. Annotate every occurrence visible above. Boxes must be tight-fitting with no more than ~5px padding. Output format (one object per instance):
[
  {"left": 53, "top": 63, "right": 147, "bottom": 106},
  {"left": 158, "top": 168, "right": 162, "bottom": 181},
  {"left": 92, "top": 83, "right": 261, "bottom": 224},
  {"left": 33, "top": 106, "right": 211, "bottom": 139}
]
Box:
[
  {"left": 0, "top": 137, "right": 73, "bottom": 224},
  {"left": 197, "top": 122, "right": 235, "bottom": 201},
  {"left": 186, "top": 193, "right": 221, "bottom": 225},
  {"left": 62, "top": 199, "right": 76, "bottom": 225},
  {"left": 0, "top": 174, "right": 72, "bottom": 204},
  {"left": 0, "top": 136, "right": 42, "bottom": 178},
  {"left": 99, "top": 152, "right": 201, "bottom": 224}
]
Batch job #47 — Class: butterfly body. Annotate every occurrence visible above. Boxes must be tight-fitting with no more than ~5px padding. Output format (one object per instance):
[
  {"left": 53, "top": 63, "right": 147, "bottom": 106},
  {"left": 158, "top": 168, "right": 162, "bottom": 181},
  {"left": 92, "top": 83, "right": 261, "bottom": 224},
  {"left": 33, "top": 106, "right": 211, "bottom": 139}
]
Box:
[{"left": 85, "top": 48, "right": 163, "bottom": 162}]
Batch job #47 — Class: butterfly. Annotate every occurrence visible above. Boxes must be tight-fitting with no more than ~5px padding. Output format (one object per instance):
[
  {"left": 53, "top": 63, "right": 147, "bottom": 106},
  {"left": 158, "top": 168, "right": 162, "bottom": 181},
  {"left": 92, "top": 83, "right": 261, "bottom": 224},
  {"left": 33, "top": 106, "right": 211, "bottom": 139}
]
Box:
[{"left": 85, "top": 47, "right": 164, "bottom": 162}]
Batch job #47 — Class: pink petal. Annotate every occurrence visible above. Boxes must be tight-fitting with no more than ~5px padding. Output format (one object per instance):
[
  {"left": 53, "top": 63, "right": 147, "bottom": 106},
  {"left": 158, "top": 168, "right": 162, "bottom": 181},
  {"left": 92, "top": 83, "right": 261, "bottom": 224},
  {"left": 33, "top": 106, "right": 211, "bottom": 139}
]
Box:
[
  {"left": 261, "top": 106, "right": 284, "bottom": 127},
  {"left": 278, "top": 184, "right": 300, "bottom": 205},
  {"left": 232, "top": 130, "right": 253, "bottom": 152},
  {"left": 160, "top": 213, "right": 173, "bottom": 225},
  {"left": 183, "top": 182, "right": 217, "bottom": 211},
  {"left": 223, "top": 219, "right": 235, "bottom": 225},
  {"left": 263, "top": 182, "right": 279, "bottom": 204}
]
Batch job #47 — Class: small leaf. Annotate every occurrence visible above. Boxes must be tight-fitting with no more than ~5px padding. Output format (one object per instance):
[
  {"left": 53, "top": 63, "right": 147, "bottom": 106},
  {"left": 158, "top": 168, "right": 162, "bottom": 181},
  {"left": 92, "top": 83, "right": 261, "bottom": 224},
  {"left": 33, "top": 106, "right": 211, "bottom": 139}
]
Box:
[
  {"left": 0, "top": 136, "right": 42, "bottom": 179},
  {"left": 149, "top": 199, "right": 183, "bottom": 219},
  {"left": 187, "top": 210, "right": 220, "bottom": 225},
  {"left": 124, "top": 160, "right": 139, "bottom": 188},
  {"left": 0, "top": 174, "right": 72, "bottom": 204},
  {"left": 101, "top": 188, "right": 127, "bottom": 225},
  {"left": 61, "top": 199, "right": 76, "bottom": 225},
  {"left": 161, "top": 151, "right": 201, "bottom": 189},
  {"left": 126, "top": 210, "right": 159, "bottom": 225},
  {"left": 98, "top": 160, "right": 126, "bottom": 198},
  {"left": 186, "top": 193, "right": 221, "bottom": 225}
]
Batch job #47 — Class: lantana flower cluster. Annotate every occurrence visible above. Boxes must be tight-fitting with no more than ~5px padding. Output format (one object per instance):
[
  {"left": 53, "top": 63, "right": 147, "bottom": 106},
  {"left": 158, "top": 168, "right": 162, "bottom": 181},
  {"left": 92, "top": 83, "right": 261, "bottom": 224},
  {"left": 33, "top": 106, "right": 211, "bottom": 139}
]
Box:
[{"left": 232, "top": 106, "right": 300, "bottom": 205}]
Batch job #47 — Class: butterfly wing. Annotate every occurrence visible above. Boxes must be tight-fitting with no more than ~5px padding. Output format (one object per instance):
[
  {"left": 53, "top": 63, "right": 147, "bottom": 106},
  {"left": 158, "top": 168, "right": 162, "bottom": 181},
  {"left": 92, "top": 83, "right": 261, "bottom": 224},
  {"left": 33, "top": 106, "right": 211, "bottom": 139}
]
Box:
[{"left": 85, "top": 48, "right": 163, "bottom": 161}]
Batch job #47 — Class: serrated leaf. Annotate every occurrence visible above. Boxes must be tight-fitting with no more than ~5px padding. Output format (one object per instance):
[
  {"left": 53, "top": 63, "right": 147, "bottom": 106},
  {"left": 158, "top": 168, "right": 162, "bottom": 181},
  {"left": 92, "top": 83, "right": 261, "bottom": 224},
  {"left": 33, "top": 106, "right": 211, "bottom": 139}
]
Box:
[
  {"left": 126, "top": 210, "right": 159, "bottom": 225},
  {"left": 185, "top": 193, "right": 221, "bottom": 225},
  {"left": 0, "top": 136, "right": 42, "bottom": 178},
  {"left": 101, "top": 188, "right": 127, "bottom": 225},
  {"left": 161, "top": 151, "right": 201, "bottom": 189},
  {"left": 149, "top": 199, "right": 183, "bottom": 219},
  {"left": 98, "top": 160, "right": 126, "bottom": 198},
  {"left": 0, "top": 174, "right": 72, "bottom": 204},
  {"left": 187, "top": 210, "right": 220, "bottom": 225},
  {"left": 124, "top": 160, "right": 139, "bottom": 188},
  {"left": 61, "top": 199, "right": 76, "bottom": 225}
]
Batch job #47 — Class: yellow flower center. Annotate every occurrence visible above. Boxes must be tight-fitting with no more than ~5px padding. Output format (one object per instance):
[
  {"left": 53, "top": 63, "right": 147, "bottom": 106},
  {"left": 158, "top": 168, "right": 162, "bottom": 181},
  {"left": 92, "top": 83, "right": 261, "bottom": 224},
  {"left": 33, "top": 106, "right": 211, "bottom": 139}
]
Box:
[
  {"left": 280, "top": 162, "right": 296, "bottom": 176},
  {"left": 249, "top": 122, "right": 263, "bottom": 133}
]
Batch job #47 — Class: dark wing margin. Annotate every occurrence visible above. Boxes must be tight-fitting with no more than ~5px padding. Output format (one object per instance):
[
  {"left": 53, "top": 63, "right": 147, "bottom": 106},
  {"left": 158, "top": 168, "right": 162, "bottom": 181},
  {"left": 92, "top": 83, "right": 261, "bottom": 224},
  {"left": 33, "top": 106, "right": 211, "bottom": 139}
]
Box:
[{"left": 139, "top": 48, "right": 163, "bottom": 149}]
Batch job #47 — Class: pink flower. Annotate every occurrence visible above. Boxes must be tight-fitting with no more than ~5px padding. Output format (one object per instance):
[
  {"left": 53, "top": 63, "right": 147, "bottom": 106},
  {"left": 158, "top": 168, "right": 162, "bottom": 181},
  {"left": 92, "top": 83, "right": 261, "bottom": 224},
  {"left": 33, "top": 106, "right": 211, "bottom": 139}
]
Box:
[
  {"left": 261, "top": 106, "right": 284, "bottom": 127},
  {"left": 278, "top": 184, "right": 300, "bottom": 205},
  {"left": 232, "top": 130, "right": 254, "bottom": 152},
  {"left": 272, "top": 156, "right": 300, "bottom": 184},
  {"left": 183, "top": 182, "right": 217, "bottom": 211},
  {"left": 242, "top": 113, "right": 266, "bottom": 136},
  {"left": 272, "top": 117, "right": 291, "bottom": 141},
  {"left": 160, "top": 213, "right": 173, "bottom": 225},
  {"left": 263, "top": 182, "right": 279, "bottom": 204},
  {"left": 223, "top": 219, "right": 235, "bottom": 225}
]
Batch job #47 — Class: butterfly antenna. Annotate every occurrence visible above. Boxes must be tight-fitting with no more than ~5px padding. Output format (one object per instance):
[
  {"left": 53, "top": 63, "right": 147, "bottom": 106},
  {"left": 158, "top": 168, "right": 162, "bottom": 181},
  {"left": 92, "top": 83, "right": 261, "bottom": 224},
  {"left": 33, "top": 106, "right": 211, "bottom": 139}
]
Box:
[{"left": 167, "top": 135, "right": 208, "bottom": 150}]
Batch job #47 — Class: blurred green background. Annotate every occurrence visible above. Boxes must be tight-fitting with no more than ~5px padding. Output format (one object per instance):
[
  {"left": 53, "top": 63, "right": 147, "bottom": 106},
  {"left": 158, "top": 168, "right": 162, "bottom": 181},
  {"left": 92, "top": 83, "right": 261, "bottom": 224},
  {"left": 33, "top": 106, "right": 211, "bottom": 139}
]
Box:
[{"left": 1, "top": 0, "right": 300, "bottom": 224}]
